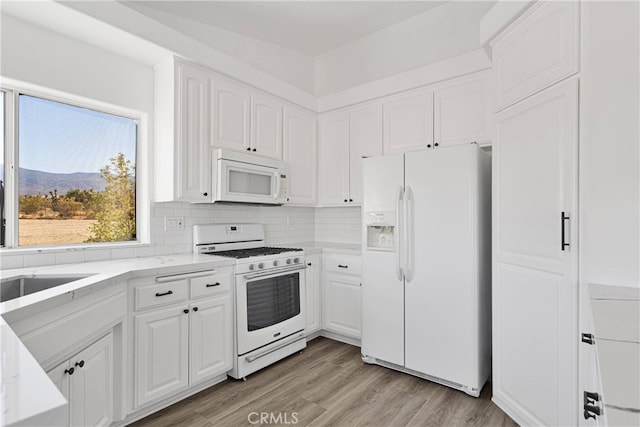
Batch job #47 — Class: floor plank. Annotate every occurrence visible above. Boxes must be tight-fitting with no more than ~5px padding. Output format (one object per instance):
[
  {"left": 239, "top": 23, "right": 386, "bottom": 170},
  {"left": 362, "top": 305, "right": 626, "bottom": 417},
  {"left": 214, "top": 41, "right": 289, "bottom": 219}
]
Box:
[{"left": 131, "top": 337, "right": 516, "bottom": 427}]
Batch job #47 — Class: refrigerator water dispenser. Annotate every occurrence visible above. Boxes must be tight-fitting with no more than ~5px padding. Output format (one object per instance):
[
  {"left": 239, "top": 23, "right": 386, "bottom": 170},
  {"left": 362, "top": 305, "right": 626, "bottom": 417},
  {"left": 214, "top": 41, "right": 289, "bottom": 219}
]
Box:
[{"left": 365, "top": 211, "right": 395, "bottom": 250}]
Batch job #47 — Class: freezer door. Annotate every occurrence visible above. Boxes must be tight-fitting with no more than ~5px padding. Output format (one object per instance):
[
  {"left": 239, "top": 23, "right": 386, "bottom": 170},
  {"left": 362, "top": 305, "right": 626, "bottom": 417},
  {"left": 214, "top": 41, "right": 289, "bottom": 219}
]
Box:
[
  {"left": 361, "top": 154, "right": 405, "bottom": 366},
  {"left": 404, "top": 144, "right": 482, "bottom": 388}
]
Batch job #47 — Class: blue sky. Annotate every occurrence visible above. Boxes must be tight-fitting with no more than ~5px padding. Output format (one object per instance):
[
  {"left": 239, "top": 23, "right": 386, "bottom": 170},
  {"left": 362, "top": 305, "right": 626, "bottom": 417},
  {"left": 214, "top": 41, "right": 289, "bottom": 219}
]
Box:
[{"left": 18, "top": 95, "right": 137, "bottom": 174}]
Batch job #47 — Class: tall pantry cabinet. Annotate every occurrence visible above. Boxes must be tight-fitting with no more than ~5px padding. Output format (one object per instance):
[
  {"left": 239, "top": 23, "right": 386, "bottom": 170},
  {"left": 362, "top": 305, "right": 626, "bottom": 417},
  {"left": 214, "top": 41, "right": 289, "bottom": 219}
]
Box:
[{"left": 491, "top": 2, "right": 580, "bottom": 426}]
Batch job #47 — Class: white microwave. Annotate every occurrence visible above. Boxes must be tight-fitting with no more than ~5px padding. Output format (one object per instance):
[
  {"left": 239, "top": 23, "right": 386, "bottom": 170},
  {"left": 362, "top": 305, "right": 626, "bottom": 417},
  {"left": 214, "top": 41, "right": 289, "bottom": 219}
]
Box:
[{"left": 212, "top": 149, "right": 289, "bottom": 205}]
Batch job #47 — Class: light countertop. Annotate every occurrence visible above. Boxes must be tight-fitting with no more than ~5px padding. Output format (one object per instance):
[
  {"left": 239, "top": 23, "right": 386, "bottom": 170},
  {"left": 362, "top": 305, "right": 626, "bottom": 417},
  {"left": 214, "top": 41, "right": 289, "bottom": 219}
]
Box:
[{"left": 0, "top": 253, "right": 235, "bottom": 427}]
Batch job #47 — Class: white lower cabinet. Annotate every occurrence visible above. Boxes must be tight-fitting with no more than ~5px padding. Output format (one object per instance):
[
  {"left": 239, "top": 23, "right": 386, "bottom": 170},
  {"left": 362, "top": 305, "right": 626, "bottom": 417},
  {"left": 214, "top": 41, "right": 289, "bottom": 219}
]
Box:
[
  {"left": 322, "top": 253, "right": 362, "bottom": 340},
  {"left": 132, "top": 269, "right": 232, "bottom": 409},
  {"left": 47, "top": 333, "right": 114, "bottom": 427},
  {"left": 304, "top": 254, "right": 321, "bottom": 336}
]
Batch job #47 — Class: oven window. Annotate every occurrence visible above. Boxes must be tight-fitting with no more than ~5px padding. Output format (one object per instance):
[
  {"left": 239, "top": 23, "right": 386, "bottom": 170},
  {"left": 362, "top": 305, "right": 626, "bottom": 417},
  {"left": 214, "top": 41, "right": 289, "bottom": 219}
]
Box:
[
  {"left": 229, "top": 169, "right": 272, "bottom": 196},
  {"left": 246, "top": 273, "right": 300, "bottom": 331}
]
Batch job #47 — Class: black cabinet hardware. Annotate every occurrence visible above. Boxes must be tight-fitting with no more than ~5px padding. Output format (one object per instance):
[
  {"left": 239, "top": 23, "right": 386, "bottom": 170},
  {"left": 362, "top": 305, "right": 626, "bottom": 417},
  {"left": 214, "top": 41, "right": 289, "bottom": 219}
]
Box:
[
  {"left": 561, "top": 212, "right": 570, "bottom": 250},
  {"left": 246, "top": 147, "right": 251, "bottom": 151},
  {"left": 75, "top": 360, "right": 85, "bottom": 368},
  {"left": 349, "top": 198, "right": 353, "bottom": 202},
  {"left": 338, "top": 264, "right": 348, "bottom": 269},
  {"left": 206, "top": 282, "right": 221, "bottom": 288},
  {"left": 253, "top": 148, "right": 257, "bottom": 152},
  {"left": 203, "top": 192, "right": 208, "bottom": 197},
  {"left": 183, "top": 309, "right": 189, "bottom": 314},
  {"left": 427, "top": 144, "right": 432, "bottom": 148},
  {"left": 65, "top": 367, "right": 75, "bottom": 375},
  {"left": 307, "top": 263, "right": 312, "bottom": 266},
  {"left": 583, "top": 390, "right": 601, "bottom": 420},
  {"left": 582, "top": 333, "right": 595, "bottom": 345},
  {"left": 434, "top": 143, "right": 439, "bottom": 147},
  {"left": 344, "top": 199, "right": 348, "bottom": 202},
  {"left": 193, "top": 307, "right": 199, "bottom": 312},
  {"left": 155, "top": 290, "right": 173, "bottom": 297}
]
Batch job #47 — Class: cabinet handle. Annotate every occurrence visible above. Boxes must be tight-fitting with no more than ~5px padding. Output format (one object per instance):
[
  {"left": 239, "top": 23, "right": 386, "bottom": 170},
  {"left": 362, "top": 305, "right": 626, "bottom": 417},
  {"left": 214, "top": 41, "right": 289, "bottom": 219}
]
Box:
[
  {"left": 344, "top": 199, "right": 348, "bottom": 203},
  {"left": 193, "top": 307, "right": 199, "bottom": 312},
  {"left": 206, "top": 282, "right": 221, "bottom": 288},
  {"left": 349, "top": 198, "right": 353, "bottom": 202},
  {"left": 561, "top": 212, "right": 570, "bottom": 251},
  {"left": 203, "top": 192, "right": 208, "bottom": 197},
  {"left": 253, "top": 148, "right": 257, "bottom": 152},
  {"left": 246, "top": 147, "right": 251, "bottom": 151},
  {"left": 434, "top": 143, "right": 439, "bottom": 147},
  {"left": 75, "top": 360, "right": 85, "bottom": 368},
  {"left": 307, "top": 263, "right": 312, "bottom": 266},
  {"left": 183, "top": 309, "right": 189, "bottom": 314},
  {"left": 581, "top": 333, "right": 595, "bottom": 345},
  {"left": 64, "top": 367, "right": 75, "bottom": 375},
  {"left": 155, "top": 290, "right": 173, "bottom": 297},
  {"left": 427, "top": 144, "right": 432, "bottom": 148},
  {"left": 338, "top": 264, "right": 348, "bottom": 269}
]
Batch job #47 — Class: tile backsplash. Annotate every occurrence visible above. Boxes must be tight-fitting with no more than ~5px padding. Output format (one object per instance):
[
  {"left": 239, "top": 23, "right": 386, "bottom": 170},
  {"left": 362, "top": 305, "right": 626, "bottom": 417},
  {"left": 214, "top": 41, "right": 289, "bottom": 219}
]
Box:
[{"left": 2, "top": 203, "right": 363, "bottom": 269}]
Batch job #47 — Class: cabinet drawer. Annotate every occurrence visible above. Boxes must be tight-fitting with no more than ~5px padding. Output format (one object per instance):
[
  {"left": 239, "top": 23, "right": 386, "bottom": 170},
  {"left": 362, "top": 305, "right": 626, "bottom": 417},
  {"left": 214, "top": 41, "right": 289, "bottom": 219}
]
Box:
[
  {"left": 190, "top": 272, "right": 232, "bottom": 299},
  {"left": 324, "top": 254, "right": 361, "bottom": 276},
  {"left": 135, "top": 280, "right": 188, "bottom": 311}
]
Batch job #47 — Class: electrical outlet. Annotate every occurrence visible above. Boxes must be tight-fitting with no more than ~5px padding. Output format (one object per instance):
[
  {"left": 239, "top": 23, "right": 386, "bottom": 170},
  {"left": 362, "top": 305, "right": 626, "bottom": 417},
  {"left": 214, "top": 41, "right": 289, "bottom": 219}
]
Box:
[{"left": 164, "top": 217, "right": 185, "bottom": 231}]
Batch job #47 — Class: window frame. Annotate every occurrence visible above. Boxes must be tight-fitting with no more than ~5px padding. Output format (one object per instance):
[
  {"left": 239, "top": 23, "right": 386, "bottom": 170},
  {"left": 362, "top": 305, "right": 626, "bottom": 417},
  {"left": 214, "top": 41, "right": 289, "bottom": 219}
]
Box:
[{"left": 1, "top": 80, "right": 149, "bottom": 251}]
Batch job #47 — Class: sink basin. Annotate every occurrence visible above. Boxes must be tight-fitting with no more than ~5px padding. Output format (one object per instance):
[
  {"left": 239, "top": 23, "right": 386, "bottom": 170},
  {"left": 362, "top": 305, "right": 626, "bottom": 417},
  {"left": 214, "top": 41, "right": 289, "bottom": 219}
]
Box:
[{"left": 0, "top": 275, "right": 93, "bottom": 302}]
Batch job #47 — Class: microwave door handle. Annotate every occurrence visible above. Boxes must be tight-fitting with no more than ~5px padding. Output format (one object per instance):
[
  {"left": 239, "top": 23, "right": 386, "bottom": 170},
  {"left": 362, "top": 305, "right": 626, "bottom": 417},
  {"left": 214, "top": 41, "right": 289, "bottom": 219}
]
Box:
[{"left": 274, "top": 171, "right": 281, "bottom": 199}]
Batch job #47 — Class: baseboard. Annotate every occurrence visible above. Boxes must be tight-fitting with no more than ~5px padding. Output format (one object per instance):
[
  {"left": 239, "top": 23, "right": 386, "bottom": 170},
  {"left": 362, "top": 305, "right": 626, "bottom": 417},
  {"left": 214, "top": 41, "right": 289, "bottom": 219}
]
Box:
[{"left": 319, "top": 330, "right": 361, "bottom": 347}]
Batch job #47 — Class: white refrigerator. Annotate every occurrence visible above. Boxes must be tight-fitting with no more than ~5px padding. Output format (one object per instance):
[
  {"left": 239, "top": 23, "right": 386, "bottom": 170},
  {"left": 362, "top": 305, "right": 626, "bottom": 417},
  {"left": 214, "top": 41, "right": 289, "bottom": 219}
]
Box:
[{"left": 361, "top": 143, "right": 491, "bottom": 397}]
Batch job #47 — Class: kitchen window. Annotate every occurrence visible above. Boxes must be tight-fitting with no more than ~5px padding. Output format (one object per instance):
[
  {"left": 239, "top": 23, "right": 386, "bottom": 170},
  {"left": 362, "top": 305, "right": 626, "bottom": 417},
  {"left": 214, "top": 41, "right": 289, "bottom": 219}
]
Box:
[{"left": 1, "top": 88, "right": 141, "bottom": 248}]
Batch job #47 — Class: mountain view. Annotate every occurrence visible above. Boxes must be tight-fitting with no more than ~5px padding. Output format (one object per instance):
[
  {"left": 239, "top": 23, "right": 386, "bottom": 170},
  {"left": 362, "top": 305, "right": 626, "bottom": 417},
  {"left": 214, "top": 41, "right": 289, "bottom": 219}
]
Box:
[{"left": 18, "top": 167, "right": 105, "bottom": 195}]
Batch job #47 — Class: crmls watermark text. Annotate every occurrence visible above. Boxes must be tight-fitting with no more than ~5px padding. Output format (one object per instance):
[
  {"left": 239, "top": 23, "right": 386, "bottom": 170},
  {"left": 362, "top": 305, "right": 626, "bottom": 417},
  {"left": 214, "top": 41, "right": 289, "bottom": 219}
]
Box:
[{"left": 248, "top": 411, "right": 299, "bottom": 425}]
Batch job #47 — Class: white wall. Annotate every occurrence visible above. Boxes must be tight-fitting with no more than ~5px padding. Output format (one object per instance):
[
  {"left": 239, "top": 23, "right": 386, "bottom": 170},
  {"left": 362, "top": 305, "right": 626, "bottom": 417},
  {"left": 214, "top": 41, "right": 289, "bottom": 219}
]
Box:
[
  {"left": 580, "top": 1, "right": 640, "bottom": 288},
  {"left": 315, "top": 1, "right": 494, "bottom": 97},
  {"left": 120, "top": 1, "right": 316, "bottom": 95}
]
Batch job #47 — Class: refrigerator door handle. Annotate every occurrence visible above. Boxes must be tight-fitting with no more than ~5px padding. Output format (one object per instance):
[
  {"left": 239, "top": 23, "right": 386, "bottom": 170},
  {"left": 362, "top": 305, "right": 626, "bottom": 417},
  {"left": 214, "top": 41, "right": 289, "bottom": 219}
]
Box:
[
  {"left": 404, "top": 185, "right": 415, "bottom": 283},
  {"left": 395, "top": 185, "right": 404, "bottom": 281}
]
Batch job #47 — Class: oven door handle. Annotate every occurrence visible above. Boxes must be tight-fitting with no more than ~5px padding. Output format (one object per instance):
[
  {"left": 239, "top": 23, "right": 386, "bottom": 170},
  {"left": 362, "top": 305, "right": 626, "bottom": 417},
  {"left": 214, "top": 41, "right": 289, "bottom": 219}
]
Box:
[
  {"left": 245, "top": 331, "right": 305, "bottom": 363},
  {"left": 243, "top": 264, "right": 306, "bottom": 280}
]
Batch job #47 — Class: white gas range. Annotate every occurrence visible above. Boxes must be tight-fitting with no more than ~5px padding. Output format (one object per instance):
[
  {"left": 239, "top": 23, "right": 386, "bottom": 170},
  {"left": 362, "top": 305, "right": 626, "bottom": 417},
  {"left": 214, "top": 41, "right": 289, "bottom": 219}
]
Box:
[{"left": 193, "top": 224, "right": 307, "bottom": 379}]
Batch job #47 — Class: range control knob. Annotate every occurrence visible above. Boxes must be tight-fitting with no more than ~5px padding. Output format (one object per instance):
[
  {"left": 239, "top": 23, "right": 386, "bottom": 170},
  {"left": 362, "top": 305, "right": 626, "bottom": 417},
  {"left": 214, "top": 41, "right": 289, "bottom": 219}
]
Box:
[
  {"left": 273, "top": 260, "right": 279, "bottom": 267},
  {"left": 258, "top": 262, "right": 265, "bottom": 269},
  {"left": 286, "top": 259, "right": 292, "bottom": 265},
  {"left": 249, "top": 264, "right": 255, "bottom": 271},
  {"left": 293, "top": 257, "right": 301, "bottom": 264}
]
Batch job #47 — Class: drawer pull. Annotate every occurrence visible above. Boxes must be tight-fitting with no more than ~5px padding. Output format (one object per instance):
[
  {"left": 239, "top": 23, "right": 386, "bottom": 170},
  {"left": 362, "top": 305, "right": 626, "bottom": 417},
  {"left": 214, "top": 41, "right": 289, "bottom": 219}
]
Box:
[
  {"left": 75, "top": 360, "right": 85, "bottom": 368},
  {"left": 64, "top": 367, "right": 74, "bottom": 375},
  {"left": 155, "top": 290, "right": 174, "bottom": 297},
  {"left": 206, "top": 282, "right": 221, "bottom": 288},
  {"left": 338, "top": 264, "right": 349, "bottom": 269}
]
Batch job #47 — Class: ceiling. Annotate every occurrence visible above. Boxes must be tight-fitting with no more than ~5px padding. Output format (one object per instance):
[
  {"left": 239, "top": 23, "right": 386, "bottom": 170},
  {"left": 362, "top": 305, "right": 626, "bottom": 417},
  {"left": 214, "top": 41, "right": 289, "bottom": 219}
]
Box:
[{"left": 120, "top": 1, "right": 448, "bottom": 56}]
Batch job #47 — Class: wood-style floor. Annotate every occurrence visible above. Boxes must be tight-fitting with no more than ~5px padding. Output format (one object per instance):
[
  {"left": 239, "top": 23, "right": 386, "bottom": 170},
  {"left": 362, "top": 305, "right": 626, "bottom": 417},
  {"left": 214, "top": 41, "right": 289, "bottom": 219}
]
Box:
[{"left": 132, "top": 337, "right": 516, "bottom": 427}]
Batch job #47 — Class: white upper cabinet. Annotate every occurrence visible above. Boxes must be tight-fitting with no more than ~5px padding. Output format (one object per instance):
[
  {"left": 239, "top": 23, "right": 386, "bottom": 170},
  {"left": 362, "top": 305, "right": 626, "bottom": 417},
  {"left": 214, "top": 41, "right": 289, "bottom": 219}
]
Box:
[
  {"left": 383, "top": 90, "right": 434, "bottom": 154},
  {"left": 491, "top": 1, "right": 579, "bottom": 111},
  {"left": 318, "top": 112, "right": 350, "bottom": 206},
  {"left": 154, "top": 58, "right": 211, "bottom": 202},
  {"left": 283, "top": 106, "right": 317, "bottom": 205},
  {"left": 349, "top": 104, "right": 383, "bottom": 204},
  {"left": 251, "top": 93, "right": 283, "bottom": 160},
  {"left": 434, "top": 73, "right": 493, "bottom": 148},
  {"left": 212, "top": 79, "right": 251, "bottom": 152}
]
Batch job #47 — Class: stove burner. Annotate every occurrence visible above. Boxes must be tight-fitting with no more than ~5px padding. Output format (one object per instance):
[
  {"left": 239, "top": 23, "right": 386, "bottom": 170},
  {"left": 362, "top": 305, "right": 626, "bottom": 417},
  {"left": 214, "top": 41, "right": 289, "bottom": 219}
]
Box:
[{"left": 206, "top": 247, "right": 303, "bottom": 259}]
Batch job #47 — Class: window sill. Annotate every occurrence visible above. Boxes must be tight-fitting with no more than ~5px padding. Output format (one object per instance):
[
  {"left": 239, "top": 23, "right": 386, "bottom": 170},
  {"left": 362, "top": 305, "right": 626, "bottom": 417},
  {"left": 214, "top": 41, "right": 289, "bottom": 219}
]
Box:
[{"left": 0, "top": 241, "right": 150, "bottom": 256}]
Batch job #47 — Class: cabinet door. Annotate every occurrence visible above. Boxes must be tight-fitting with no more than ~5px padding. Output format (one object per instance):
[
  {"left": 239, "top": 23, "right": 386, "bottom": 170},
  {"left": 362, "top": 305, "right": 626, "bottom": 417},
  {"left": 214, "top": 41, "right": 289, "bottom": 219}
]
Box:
[
  {"left": 492, "top": 1, "right": 579, "bottom": 110},
  {"left": 47, "top": 361, "right": 71, "bottom": 420},
  {"left": 135, "top": 305, "right": 189, "bottom": 407},
  {"left": 434, "top": 74, "right": 493, "bottom": 148},
  {"left": 175, "top": 62, "right": 211, "bottom": 202},
  {"left": 323, "top": 273, "right": 361, "bottom": 339},
  {"left": 318, "top": 112, "right": 349, "bottom": 206},
  {"left": 70, "top": 333, "right": 113, "bottom": 427},
  {"left": 304, "top": 255, "right": 322, "bottom": 336},
  {"left": 212, "top": 79, "right": 250, "bottom": 152},
  {"left": 493, "top": 80, "right": 578, "bottom": 426},
  {"left": 251, "top": 93, "right": 283, "bottom": 160},
  {"left": 349, "top": 104, "right": 383, "bottom": 204},
  {"left": 283, "top": 106, "right": 317, "bottom": 205},
  {"left": 189, "top": 295, "right": 232, "bottom": 384},
  {"left": 383, "top": 90, "right": 434, "bottom": 154}
]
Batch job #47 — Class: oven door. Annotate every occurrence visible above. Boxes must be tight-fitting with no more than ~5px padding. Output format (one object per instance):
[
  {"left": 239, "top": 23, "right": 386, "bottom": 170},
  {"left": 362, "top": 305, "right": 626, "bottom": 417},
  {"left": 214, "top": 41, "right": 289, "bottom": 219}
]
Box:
[{"left": 236, "top": 265, "right": 306, "bottom": 355}]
